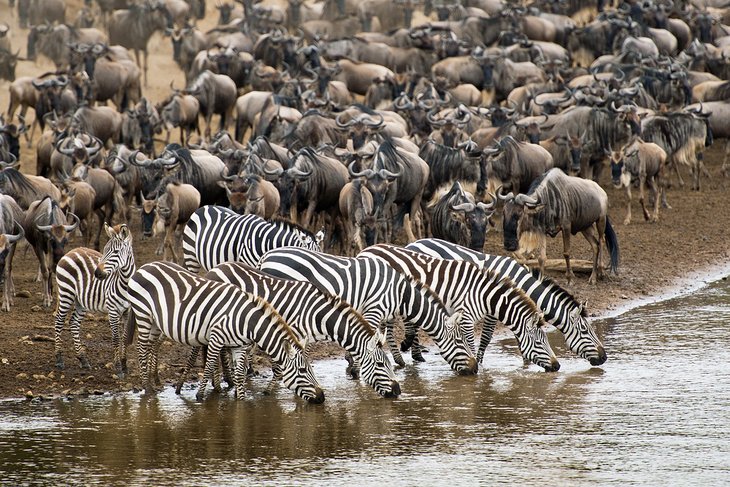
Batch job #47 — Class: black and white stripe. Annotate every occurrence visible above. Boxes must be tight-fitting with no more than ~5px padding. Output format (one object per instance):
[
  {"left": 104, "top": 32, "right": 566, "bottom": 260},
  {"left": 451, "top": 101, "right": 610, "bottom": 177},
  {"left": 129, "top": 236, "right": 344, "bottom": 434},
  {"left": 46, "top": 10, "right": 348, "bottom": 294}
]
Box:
[
  {"left": 358, "top": 244, "right": 560, "bottom": 372},
  {"left": 258, "top": 248, "right": 478, "bottom": 375},
  {"left": 205, "top": 262, "right": 401, "bottom": 397},
  {"left": 182, "top": 205, "right": 322, "bottom": 272},
  {"left": 406, "top": 238, "right": 607, "bottom": 366},
  {"left": 54, "top": 223, "right": 135, "bottom": 376},
  {"left": 126, "top": 261, "right": 325, "bottom": 403}
]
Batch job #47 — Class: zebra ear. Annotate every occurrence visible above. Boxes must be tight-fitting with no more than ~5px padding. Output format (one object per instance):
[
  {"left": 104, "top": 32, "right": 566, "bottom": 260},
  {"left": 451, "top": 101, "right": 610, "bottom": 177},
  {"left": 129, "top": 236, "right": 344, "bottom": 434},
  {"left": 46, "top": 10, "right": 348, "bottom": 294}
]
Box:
[
  {"left": 446, "top": 311, "right": 462, "bottom": 328},
  {"left": 119, "top": 224, "right": 131, "bottom": 241},
  {"left": 104, "top": 222, "right": 114, "bottom": 238}
]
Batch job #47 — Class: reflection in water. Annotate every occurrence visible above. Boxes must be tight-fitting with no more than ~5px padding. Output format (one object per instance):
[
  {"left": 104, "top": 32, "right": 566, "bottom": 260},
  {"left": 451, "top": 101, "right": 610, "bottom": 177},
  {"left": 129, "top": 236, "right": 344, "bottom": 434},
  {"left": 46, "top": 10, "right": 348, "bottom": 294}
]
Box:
[{"left": 2, "top": 280, "right": 730, "bottom": 485}]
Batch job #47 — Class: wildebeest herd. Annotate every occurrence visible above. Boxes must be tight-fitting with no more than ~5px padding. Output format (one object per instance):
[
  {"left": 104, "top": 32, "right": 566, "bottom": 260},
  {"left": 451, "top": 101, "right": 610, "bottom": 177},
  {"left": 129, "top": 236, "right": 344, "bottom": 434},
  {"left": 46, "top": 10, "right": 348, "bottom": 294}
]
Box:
[{"left": 0, "top": 0, "right": 727, "bottom": 402}]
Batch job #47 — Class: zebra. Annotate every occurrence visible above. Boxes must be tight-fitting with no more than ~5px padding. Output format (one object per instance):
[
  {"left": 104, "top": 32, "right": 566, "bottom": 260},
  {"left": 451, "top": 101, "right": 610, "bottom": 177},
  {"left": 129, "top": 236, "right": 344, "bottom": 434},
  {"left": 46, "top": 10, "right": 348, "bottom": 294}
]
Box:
[
  {"left": 358, "top": 244, "right": 560, "bottom": 372},
  {"left": 53, "top": 223, "right": 135, "bottom": 376},
  {"left": 406, "top": 238, "right": 607, "bottom": 366},
  {"left": 204, "top": 262, "right": 401, "bottom": 398},
  {"left": 182, "top": 205, "right": 323, "bottom": 272},
  {"left": 258, "top": 247, "right": 478, "bottom": 375},
  {"left": 126, "top": 261, "right": 325, "bottom": 403}
]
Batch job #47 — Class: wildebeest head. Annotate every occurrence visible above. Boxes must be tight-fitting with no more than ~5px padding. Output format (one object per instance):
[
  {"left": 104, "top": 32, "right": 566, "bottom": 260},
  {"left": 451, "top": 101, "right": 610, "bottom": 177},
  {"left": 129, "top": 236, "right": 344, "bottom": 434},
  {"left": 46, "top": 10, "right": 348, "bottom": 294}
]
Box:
[
  {"left": 215, "top": 2, "right": 235, "bottom": 25},
  {"left": 609, "top": 149, "right": 631, "bottom": 189},
  {"left": 0, "top": 49, "right": 20, "bottom": 82},
  {"left": 452, "top": 196, "right": 496, "bottom": 251},
  {"left": 139, "top": 192, "right": 157, "bottom": 238},
  {"left": 499, "top": 189, "right": 542, "bottom": 253},
  {"left": 336, "top": 110, "right": 384, "bottom": 150},
  {"left": 36, "top": 212, "right": 80, "bottom": 266},
  {"left": 266, "top": 152, "right": 312, "bottom": 217}
]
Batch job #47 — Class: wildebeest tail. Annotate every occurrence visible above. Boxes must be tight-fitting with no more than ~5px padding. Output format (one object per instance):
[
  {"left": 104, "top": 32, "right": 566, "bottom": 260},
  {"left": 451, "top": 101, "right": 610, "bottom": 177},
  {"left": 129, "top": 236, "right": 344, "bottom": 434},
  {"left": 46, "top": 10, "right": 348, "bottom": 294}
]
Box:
[{"left": 605, "top": 217, "right": 620, "bottom": 274}]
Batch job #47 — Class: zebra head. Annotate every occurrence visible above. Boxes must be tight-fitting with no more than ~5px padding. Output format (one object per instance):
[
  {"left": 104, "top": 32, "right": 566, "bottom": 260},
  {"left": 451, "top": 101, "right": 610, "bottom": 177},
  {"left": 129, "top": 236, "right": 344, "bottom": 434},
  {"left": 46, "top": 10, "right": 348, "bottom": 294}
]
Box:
[
  {"left": 279, "top": 337, "right": 325, "bottom": 404},
  {"left": 95, "top": 223, "right": 135, "bottom": 279},
  {"left": 519, "top": 313, "right": 561, "bottom": 372},
  {"left": 436, "top": 311, "right": 479, "bottom": 376},
  {"left": 568, "top": 305, "right": 607, "bottom": 366},
  {"left": 359, "top": 329, "right": 401, "bottom": 398}
]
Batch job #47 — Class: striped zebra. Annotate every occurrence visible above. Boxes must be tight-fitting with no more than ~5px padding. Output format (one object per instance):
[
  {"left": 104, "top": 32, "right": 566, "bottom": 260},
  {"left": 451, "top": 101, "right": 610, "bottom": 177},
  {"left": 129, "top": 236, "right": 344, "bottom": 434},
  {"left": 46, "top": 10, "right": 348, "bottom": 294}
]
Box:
[
  {"left": 258, "top": 248, "right": 478, "bottom": 375},
  {"left": 126, "top": 261, "right": 325, "bottom": 403},
  {"left": 205, "top": 262, "right": 401, "bottom": 398},
  {"left": 406, "top": 238, "right": 607, "bottom": 366},
  {"left": 182, "top": 205, "right": 323, "bottom": 272},
  {"left": 54, "top": 223, "right": 135, "bottom": 376},
  {"left": 358, "top": 244, "right": 560, "bottom": 372}
]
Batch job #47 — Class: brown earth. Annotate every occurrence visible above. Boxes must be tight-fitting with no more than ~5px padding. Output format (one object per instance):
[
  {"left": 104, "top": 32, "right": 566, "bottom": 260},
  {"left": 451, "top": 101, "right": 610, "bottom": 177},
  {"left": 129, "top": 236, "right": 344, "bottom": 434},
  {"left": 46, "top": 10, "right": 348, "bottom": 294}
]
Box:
[{"left": 2, "top": 2, "right": 730, "bottom": 400}]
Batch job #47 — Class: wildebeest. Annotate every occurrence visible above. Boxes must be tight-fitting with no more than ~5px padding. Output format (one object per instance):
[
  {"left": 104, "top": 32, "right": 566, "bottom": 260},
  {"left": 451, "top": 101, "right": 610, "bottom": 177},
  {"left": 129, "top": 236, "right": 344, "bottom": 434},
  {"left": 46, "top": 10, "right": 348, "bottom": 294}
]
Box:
[
  {"left": 151, "top": 181, "right": 201, "bottom": 263},
  {"left": 158, "top": 89, "right": 200, "bottom": 145},
  {"left": 428, "top": 181, "right": 495, "bottom": 252},
  {"left": 339, "top": 178, "right": 376, "bottom": 255},
  {"left": 501, "top": 168, "right": 620, "bottom": 285},
  {"left": 610, "top": 139, "right": 668, "bottom": 225},
  {"left": 108, "top": 0, "right": 172, "bottom": 86},
  {"left": 0, "top": 194, "right": 25, "bottom": 312},
  {"left": 0, "top": 165, "right": 61, "bottom": 209},
  {"left": 186, "top": 70, "right": 237, "bottom": 140},
  {"left": 22, "top": 197, "right": 80, "bottom": 307},
  {"left": 484, "top": 135, "right": 554, "bottom": 195}
]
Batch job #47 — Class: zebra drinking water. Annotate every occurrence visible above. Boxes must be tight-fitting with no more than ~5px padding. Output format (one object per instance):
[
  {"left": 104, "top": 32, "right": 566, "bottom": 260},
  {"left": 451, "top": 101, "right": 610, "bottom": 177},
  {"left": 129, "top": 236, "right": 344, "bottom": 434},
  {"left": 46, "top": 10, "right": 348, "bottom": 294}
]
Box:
[
  {"left": 205, "top": 262, "right": 401, "bottom": 398},
  {"left": 182, "top": 205, "right": 323, "bottom": 272},
  {"left": 53, "top": 223, "right": 135, "bottom": 376},
  {"left": 126, "top": 261, "right": 325, "bottom": 403},
  {"left": 406, "top": 238, "right": 607, "bottom": 366},
  {"left": 358, "top": 244, "right": 560, "bottom": 372},
  {"left": 257, "top": 247, "right": 478, "bottom": 375}
]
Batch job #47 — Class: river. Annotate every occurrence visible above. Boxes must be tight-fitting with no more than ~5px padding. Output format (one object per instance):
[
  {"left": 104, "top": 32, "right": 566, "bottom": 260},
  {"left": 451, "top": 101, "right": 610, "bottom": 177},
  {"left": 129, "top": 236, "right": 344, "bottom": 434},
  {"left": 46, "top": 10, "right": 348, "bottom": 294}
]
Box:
[{"left": 2, "top": 278, "right": 730, "bottom": 486}]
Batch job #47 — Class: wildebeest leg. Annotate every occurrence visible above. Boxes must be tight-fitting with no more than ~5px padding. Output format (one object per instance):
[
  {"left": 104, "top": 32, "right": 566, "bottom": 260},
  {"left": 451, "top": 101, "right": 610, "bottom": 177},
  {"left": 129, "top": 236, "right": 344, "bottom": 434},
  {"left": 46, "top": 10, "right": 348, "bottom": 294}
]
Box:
[
  {"left": 722, "top": 140, "right": 730, "bottom": 177},
  {"left": 583, "top": 222, "right": 602, "bottom": 285},
  {"left": 2, "top": 244, "right": 17, "bottom": 312},
  {"left": 639, "top": 173, "right": 652, "bottom": 221},
  {"left": 301, "top": 200, "right": 317, "bottom": 230},
  {"left": 647, "top": 176, "right": 660, "bottom": 222},
  {"left": 623, "top": 183, "right": 632, "bottom": 226},
  {"left": 672, "top": 156, "right": 685, "bottom": 188},
  {"left": 561, "top": 228, "right": 574, "bottom": 285}
]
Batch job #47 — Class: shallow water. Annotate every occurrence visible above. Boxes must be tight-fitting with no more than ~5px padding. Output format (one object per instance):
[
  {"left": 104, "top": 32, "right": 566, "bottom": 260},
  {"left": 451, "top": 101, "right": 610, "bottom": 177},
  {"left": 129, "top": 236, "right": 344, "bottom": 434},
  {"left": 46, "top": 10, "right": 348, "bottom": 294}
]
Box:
[{"left": 2, "top": 279, "right": 730, "bottom": 486}]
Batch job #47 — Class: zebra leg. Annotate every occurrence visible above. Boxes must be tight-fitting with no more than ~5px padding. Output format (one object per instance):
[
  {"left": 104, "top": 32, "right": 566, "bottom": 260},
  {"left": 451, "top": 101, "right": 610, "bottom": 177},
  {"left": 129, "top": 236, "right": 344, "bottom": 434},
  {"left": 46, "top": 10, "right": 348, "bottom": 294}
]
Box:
[
  {"left": 344, "top": 352, "right": 360, "bottom": 380},
  {"left": 136, "top": 319, "right": 160, "bottom": 394},
  {"left": 53, "top": 294, "right": 74, "bottom": 370},
  {"left": 264, "top": 363, "right": 283, "bottom": 396},
  {"left": 175, "top": 346, "right": 200, "bottom": 394},
  {"left": 410, "top": 333, "right": 426, "bottom": 363},
  {"left": 148, "top": 335, "right": 165, "bottom": 389},
  {"left": 221, "top": 348, "right": 235, "bottom": 390},
  {"left": 477, "top": 317, "right": 498, "bottom": 365},
  {"left": 198, "top": 332, "right": 225, "bottom": 401},
  {"left": 108, "top": 308, "right": 125, "bottom": 378},
  {"left": 68, "top": 307, "right": 90, "bottom": 369},
  {"left": 233, "top": 350, "right": 249, "bottom": 399},
  {"left": 384, "top": 320, "right": 407, "bottom": 367}
]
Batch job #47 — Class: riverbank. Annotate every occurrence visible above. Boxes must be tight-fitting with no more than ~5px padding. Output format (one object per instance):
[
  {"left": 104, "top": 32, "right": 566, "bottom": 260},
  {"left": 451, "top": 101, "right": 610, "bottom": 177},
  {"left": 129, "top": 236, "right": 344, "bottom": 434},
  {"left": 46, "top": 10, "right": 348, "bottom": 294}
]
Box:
[{"left": 2, "top": 142, "right": 730, "bottom": 400}]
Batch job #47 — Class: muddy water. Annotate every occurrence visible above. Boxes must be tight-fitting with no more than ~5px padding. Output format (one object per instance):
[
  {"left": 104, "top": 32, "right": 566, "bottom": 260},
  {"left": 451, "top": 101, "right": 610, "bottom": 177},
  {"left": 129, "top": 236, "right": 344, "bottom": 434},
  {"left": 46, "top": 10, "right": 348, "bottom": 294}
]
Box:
[{"left": 2, "top": 280, "right": 730, "bottom": 486}]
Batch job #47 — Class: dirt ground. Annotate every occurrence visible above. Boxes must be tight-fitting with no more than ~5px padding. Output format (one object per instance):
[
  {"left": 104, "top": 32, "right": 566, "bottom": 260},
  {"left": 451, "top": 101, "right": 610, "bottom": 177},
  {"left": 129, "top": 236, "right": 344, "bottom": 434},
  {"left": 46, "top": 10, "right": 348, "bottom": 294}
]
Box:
[{"left": 3, "top": 2, "right": 730, "bottom": 400}]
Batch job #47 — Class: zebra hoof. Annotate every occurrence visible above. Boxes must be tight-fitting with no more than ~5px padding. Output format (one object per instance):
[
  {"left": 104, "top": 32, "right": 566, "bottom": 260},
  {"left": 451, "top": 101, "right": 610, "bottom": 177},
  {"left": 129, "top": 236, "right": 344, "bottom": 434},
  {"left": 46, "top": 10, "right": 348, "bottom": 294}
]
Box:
[
  {"left": 195, "top": 392, "right": 205, "bottom": 402},
  {"left": 412, "top": 352, "right": 426, "bottom": 363},
  {"left": 394, "top": 357, "right": 407, "bottom": 367},
  {"left": 175, "top": 382, "right": 184, "bottom": 395},
  {"left": 79, "top": 356, "right": 91, "bottom": 369},
  {"left": 345, "top": 365, "right": 360, "bottom": 380}
]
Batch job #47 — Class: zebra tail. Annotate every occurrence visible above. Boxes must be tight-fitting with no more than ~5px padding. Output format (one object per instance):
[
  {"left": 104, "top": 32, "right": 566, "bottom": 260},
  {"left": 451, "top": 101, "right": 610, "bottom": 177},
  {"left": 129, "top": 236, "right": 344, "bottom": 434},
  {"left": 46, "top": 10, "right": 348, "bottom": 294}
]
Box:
[
  {"left": 604, "top": 217, "right": 620, "bottom": 274},
  {"left": 125, "top": 308, "right": 137, "bottom": 346}
]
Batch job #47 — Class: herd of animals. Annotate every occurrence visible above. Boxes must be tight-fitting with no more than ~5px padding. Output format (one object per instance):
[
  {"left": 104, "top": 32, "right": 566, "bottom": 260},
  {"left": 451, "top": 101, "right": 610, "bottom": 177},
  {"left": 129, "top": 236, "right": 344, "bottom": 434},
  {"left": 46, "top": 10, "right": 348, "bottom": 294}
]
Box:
[{"left": 0, "top": 0, "right": 728, "bottom": 402}]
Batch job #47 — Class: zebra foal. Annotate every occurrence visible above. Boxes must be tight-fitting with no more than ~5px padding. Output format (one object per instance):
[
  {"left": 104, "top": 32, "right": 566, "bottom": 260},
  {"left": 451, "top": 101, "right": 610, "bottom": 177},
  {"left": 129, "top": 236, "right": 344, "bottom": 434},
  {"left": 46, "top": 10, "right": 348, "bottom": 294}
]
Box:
[
  {"left": 204, "top": 262, "right": 401, "bottom": 398},
  {"left": 406, "top": 238, "right": 607, "bottom": 366},
  {"left": 126, "top": 261, "right": 325, "bottom": 403},
  {"left": 182, "top": 205, "right": 323, "bottom": 272},
  {"left": 54, "top": 223, "right": 135, "bottom": 376},
  {"left": 258, "top": 247, "right": 478, "bottom": 375},
  {"left": 358, "top": 244, "right": 560, "bottom": 372}
]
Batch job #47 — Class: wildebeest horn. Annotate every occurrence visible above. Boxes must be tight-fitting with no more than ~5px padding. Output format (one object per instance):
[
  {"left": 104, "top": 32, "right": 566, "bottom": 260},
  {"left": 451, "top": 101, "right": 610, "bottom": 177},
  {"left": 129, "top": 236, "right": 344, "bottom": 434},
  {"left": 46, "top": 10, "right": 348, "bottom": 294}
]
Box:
[
  {"left": 288, "top": 166, "right": 312, "bottom": 179},
  {"left": 0, "top": 152, "right": 18, "bottom": 167},
  {"left": 128, "top": 150, "right": 151, "bottom": 166},
  {"left": 55, "top": 138, "right": 75, "bottom": 156},
  {"left": 496, "top": 186, "right": 513, "bottom": 201},
  {"left": 427, "top": 110, "right": 447, "bottom": 126},
  {"left": 394, "top": 93, "right": 414, "bottom": 110},
  {"left": 514, "top": 194, "right": 538, "bottom": 206},
  {"left": 379, "top": 168, "right": 400, "bottom": 179},
  {"left": 85, "top": 137, "right": 103, "bottom": 156},
  {"left": 348, "top": 161, "right": 372, "bottom": 178},
  {"left": 614, "top": 68, "right": 625, "bottom": 82},
  {"left": 363, "top": 113, "right": 385, "bottom": 128},
  {"left": 4, "top": 220, "right": 24, "bottom": 244},
  {"left": 483, "top": 145, "right": 501, "bottom": 155},
  {"left": 335, "top": 112, "right": 359, "bottom": 128},
  {"left": 451, "top": 201, "right": 475, "bottom": 212},
  {"left": 263, "top": 165, "right": 284, "bottom": 177},
  {"left": 62, "top": 213, "right": 80, "bottom": 232}
]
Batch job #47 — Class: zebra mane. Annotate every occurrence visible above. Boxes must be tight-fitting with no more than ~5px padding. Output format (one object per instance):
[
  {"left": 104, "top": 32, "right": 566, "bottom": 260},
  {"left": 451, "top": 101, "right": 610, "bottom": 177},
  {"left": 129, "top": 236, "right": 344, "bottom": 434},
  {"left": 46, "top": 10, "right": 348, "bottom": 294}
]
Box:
[
  {"left": 485, "top": 269, "right": 543, "bottom": 319},
  {"left": 324, "top": 292, "right": 376, "bottom": 337},
  {"left": 530, "top": 268, "right": 587, "bottom": 317},
  {"left": 270, "top": 217, "right": 316, "bottom": 240},
  {"left": 401, "top": 273, "right": 448, "bottom": 311},
  {"left": 246, "top": 292, "right": 306, "bottom": 350}
]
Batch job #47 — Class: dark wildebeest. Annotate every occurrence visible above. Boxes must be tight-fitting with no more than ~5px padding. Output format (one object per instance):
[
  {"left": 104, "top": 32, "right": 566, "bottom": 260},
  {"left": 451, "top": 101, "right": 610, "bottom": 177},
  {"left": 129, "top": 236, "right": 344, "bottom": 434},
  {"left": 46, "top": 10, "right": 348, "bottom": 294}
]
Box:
[
  {"left": 339, "top": 178, "right": 377, "bottom": 256},
  {"left": 158, "top": 89, "right": 200, "bottom": 145},
  {"left": 0, "top": 194, "right": 25, "bottom": 312},
  {"left": 640, "top": 107, "right": 713, "bottom": 191},
  {"left": 501, "top": 168, "right": 619, "bottom": 285},
  {"left": 22, "top": 196, "right": 80, "bottom": 307},
  {"left": 151, "top": 181, "right": 201, "bottom": 263},
  {"left": 186, "top": 70, "right": 237, "bottom": 140},
  {"left": 484, "top": 135, "right": 554, "bottom": 195},
  {"left": 108, "top": 0, "right": 172, "bottom": 86},
  {"left": 0, "top": 165, "right": 61, "bottom": 209},
  {"left": 428, "top": 181, "right": 495, "bottom": 252},
  {"left": 609, "top": 139, "right": 668, "bottom": 225}
]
